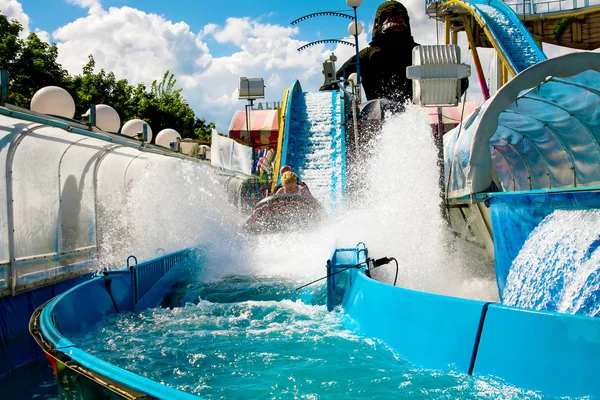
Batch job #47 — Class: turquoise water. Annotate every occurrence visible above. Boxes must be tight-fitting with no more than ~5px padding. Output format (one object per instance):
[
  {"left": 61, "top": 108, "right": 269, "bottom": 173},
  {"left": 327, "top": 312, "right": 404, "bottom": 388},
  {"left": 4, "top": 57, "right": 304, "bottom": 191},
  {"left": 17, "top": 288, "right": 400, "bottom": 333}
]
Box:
[{"left": 74, "top": 276, "right": 553, "bottom": 399}]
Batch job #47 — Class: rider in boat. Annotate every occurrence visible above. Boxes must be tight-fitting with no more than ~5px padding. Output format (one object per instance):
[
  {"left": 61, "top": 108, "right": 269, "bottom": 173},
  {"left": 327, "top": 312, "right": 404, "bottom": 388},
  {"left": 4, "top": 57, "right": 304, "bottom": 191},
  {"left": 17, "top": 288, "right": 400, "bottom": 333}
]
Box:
[
  {"left": 246, "top": 172, "right": 321, "bottom": 233},
  {"left": 272, "top": 165, "right": 311, "bottom": 195},
  {"left": 276, "top": 171, "right": 313, "bottom": 198}
]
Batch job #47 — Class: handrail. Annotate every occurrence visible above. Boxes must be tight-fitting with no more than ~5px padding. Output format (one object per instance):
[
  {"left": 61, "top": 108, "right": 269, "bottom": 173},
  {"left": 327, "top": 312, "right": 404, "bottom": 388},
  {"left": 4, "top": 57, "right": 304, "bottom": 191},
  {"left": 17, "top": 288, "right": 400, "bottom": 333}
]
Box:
[{"left": 427, "top": 0, "right": 597, "bottom": 16}]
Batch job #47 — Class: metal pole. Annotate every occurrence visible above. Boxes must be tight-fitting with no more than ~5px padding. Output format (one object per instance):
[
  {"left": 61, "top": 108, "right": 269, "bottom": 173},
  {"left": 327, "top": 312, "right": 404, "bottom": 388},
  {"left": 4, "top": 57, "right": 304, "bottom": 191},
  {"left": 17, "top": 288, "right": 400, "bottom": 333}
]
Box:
[
  {"left": 353, "top": 7, "right": 361, "bottom": 89},
  {"left": 351, "top": 82, "right": 360, "bottom": 153},
  {"left": 90, "top": 104, "right": 96, "bottom": 127},
  {"left": 462, "top": 16, "right": 490, "bottom": 100},
  {"left": 0, "top": 70, "right": 8, "bottom": 106}
]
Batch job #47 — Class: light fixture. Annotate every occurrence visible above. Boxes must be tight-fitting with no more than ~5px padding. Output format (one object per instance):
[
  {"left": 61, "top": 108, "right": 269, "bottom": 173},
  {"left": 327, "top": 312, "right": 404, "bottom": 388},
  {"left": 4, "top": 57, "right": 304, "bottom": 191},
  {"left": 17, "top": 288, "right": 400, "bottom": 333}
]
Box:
[
  {"left": 348, "top": 21, "right": 363, "bottom": 36},
  {"left": 346, "top": 0, "right": 362, "bottom": 7}
]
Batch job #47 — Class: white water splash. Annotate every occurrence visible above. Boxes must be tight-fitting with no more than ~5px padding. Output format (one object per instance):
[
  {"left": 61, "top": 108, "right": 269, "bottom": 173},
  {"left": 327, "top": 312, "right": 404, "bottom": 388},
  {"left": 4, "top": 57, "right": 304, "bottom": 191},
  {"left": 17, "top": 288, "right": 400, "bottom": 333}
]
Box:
[
  {"left": 96, "top": 157, "right": 249, "bottom": 273},
  {"left": 244, "top": 105, "right": 497, "bottom": 301},
  {"left": 503, "top": 209, "right": 600, "bottom": 316},
  {"left": 95, "top": 105, "right": 497, "bottom": 301}
]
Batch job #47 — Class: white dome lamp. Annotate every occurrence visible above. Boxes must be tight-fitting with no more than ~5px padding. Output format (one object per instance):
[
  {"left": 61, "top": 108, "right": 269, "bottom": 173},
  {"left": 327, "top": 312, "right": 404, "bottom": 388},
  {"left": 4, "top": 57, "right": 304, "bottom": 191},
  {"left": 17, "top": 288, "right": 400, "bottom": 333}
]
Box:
[
  {"left": 83, "top": 104, "right": 121, "bottom": 132},
  {"left": 30, "top": 86, "right": 76, "bottom": 119},
  {"left": 156, "top": 128, "right": 181, "bottom": 149},
  {"left": 348, "top": 21, "right": 363, "bottom": 36},
  {"left": 348, "top": 72, "right": 358, "bottom": 86},
  {"left": 346, "top": 0, "right": 362, "bottom": 8},
  {"left": 121, "top": 119, "right": 153, "bottom": 143}
]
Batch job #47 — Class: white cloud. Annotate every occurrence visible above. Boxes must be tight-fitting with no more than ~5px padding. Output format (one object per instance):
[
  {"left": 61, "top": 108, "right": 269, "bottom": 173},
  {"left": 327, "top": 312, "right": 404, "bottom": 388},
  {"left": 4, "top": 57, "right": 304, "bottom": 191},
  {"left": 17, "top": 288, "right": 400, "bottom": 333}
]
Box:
[
  {"left": 65, "top": 0, "right": 102, "bottom": 14},
  {"left": 49, "top": 4, "right": 369, "bottom": 131},
  {"left": 0, "top": 0, "right": 30, "bottom": 35},
  {"left": 53, "top": 6, "right": 210, "bottom": 86},
  {"left": 177, "top": 17, "right": 370, "bottom": 131}
]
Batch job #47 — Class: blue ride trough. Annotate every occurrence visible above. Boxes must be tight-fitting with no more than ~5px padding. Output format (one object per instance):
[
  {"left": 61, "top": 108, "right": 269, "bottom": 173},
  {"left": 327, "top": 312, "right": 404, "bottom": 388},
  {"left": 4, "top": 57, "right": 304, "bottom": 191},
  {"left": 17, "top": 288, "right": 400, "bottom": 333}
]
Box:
[
  {"left": 327, "top": 244, "right": 600, "bottom": 398},
  {"left": 30, "top": 249, "right": 199, "bottom": 400}
]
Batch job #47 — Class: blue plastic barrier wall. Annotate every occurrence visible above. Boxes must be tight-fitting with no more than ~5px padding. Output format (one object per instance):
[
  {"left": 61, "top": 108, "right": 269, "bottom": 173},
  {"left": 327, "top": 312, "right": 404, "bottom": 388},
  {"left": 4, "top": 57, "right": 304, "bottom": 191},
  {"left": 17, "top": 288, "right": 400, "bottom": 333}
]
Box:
[
  {"left": 343, "top": 271, "right": 487, "bottom": 373},
  {"left": 331, "top": 247, "right": 600, "bottom": 398},
  {"left": 488, "top": 190, "right": 600, "bottom": 295},
  {"left": 36, "top": 249, "right": 199, "bottom": 400},
  {"left": 0, "top": 273, "right": 91, "bottom": 377},
  {"left": 474, "top": 304, "right": 600, "bottom": 398}
]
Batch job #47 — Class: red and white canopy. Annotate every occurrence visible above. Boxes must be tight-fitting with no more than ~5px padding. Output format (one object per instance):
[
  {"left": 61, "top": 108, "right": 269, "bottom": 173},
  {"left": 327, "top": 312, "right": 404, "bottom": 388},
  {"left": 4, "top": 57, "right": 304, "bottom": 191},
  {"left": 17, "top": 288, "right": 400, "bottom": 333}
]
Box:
[{"left": 228, "top": 110, "right": 279, "bottom": 147}]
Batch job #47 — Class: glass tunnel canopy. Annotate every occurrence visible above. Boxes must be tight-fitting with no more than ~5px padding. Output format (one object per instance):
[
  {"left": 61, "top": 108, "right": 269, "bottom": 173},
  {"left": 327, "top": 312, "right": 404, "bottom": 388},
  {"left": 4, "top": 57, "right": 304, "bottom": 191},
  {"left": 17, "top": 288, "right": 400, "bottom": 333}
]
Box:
[
  {"left": 444, "top": 52, "right": 600, "bottom": 198},
  {"left": 0, "top": 107, "right": 195, "bottom": 296}
]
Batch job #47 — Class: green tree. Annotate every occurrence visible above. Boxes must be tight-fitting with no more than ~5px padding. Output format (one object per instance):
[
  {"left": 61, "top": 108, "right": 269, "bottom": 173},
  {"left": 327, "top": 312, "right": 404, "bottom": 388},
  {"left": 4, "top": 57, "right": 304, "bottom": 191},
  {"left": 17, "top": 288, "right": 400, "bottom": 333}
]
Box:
[
  {"left": 0, "top": 15, "right": 68, "bottom": 107},
  {"left": 0, "top": 17, "right": 217, "bottom": 142},
  {"left": 68, "top": 54, "right": 135, "bottom": 121},
  {"left": 0, "top": 15, "right": 22, "bottom": 69}
]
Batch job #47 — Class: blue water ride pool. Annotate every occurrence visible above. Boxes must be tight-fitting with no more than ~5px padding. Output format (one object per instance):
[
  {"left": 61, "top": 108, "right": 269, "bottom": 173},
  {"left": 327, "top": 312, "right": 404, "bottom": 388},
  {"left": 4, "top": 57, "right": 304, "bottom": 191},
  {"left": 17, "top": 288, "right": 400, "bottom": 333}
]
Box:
[{"left": 1, "top": 0, "right": 599, "bottom": 397}]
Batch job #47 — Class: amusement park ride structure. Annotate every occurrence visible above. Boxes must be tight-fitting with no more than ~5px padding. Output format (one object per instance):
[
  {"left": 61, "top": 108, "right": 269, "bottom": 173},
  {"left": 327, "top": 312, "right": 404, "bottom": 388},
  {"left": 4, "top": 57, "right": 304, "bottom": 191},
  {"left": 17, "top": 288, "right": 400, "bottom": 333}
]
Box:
[{"left": 427, "top": 0, "right": 600, "bottom": 97}]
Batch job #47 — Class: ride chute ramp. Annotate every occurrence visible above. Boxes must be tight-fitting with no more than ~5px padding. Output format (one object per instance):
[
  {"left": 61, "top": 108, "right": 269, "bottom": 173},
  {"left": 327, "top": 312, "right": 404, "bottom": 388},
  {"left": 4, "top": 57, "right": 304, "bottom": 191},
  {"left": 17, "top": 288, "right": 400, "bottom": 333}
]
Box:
[
  {"left": 275, "top": 81, "right": 347, "bottom": 214},
  {"left": 429, "top": 0, "right": 547, "bottom": 75}
]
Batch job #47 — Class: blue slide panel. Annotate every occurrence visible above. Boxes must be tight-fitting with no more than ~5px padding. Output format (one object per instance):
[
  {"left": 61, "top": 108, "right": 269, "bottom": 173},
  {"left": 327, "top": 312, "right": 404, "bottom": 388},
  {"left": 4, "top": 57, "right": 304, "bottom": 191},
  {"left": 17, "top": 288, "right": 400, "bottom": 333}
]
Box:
[
  {"left": 474, "top": 304, "right": 600, "bottom": 398},
  {"left": 342, "top": 270, "right": 486, "bottom": 373},
  {"left": 37, "top": 249, "right": 198, "bottom": 399},
  {"left": 279, "top": 80, "right": 302, "bottom": 178},
  {"left": 463, "top": 0, "right": 546, "bottom": 73},
  {"left": 489, "top": 191, "right": 600, "bottom": 295}
]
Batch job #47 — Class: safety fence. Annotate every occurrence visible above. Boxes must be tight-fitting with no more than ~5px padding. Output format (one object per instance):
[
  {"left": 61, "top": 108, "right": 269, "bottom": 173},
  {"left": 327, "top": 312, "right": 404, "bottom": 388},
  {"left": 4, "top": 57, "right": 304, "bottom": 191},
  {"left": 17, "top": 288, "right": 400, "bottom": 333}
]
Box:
[{"left": 131, "top": 250, "right": 189, "bottom": 306}]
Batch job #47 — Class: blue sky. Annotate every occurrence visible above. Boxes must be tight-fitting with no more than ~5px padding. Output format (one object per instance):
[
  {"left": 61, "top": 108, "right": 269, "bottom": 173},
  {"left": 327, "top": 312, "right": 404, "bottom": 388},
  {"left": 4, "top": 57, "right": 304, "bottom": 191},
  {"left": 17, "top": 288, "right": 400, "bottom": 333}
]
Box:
[
  {"left": 18, "top": 0, "right": 385, "bottom": 57},
  {"left": 5, "top": 0, "right": 402, "bottom": 130},
  {"left": 2, "top": 0, "right": 583, "bottom": 131}
]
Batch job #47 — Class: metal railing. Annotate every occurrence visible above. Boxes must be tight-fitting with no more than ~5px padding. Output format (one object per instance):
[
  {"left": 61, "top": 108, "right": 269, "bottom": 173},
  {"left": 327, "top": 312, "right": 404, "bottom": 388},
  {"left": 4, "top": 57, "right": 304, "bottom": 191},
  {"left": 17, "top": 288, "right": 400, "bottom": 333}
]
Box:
[
  {"left": 426, "top": 0, "right": 596, "bottom": 16},
  {"left": 132, "top": 249, "right": 189, "bottom": 305}
]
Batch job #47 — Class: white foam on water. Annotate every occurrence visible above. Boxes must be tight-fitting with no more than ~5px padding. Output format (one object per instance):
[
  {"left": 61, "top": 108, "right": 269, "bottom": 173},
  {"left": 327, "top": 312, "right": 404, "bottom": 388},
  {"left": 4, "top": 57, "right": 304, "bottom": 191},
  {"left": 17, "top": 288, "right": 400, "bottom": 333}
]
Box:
[{"left": 503, "top": 209, "right": 600, "bottom": 316}]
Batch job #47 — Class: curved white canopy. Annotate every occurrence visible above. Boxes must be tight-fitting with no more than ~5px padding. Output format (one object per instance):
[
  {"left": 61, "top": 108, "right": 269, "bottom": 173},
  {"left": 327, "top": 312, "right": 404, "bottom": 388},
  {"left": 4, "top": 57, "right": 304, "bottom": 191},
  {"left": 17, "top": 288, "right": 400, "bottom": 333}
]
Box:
[{"left": 445, "top": 52, "right": 600, "bottom": 198}]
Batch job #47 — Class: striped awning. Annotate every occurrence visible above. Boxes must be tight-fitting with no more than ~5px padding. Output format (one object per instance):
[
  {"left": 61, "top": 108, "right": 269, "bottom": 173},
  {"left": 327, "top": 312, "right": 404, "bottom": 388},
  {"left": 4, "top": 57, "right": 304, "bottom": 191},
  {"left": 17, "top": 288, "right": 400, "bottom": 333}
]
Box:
[{"left": 228, "top": 109, "right": 279, "bottom": 147}]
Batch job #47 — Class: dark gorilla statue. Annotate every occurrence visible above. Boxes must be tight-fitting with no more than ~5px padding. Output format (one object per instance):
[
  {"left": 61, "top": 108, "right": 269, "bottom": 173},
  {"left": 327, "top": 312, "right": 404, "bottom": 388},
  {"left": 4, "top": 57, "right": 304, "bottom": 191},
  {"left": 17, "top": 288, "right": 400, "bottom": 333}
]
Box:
[{"left": 322, "top": 0, "right": 418, "bottom": 103}]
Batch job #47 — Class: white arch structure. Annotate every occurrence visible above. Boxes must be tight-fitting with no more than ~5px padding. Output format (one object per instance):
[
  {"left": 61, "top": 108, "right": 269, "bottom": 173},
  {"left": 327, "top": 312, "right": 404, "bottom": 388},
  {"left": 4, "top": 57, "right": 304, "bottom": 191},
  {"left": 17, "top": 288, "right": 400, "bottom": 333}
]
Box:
[{"left": 0, "top": 105, "right": 195, "bottom": 297}]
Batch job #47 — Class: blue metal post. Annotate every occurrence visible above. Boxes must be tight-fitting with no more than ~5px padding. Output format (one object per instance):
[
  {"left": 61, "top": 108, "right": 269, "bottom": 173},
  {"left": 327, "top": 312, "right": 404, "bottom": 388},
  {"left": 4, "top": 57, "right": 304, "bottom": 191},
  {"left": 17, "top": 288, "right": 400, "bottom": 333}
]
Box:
[
  {"left": 352, "top": 7, "right": 361, "bottom": 89},
  {"left": 142, "top": 124, "right": 148, "bottom": 142},
  {"left": 326, "top": 259, "right": 335, "bottom": 311},
  {"left": 90, "top": 104, "right": 96, "bottom": 126},
  {"left": 0, "top": 70, "right": 8, "bottom": 105}
]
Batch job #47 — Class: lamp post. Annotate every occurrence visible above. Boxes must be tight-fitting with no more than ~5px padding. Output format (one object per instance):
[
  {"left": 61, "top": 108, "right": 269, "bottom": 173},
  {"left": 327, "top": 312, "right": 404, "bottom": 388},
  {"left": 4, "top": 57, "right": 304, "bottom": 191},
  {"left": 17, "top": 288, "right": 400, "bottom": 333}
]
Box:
[{"left": 346, "top": 0, "right": 362, "bottom": 90}]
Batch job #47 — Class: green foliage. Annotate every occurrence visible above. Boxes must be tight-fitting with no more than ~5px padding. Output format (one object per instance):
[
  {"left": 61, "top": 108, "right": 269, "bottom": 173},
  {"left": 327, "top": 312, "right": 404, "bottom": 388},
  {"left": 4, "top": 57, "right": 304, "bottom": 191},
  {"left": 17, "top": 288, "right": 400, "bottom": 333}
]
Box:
[
  {"left": 0, "top": 15, "right": 68, "bottom": 107},
  {"left": 0, "top": 14, "right": 215, "bottom": 142},
  {"left": 553, "top": 17, "right": 577, "bottom": 40}
]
